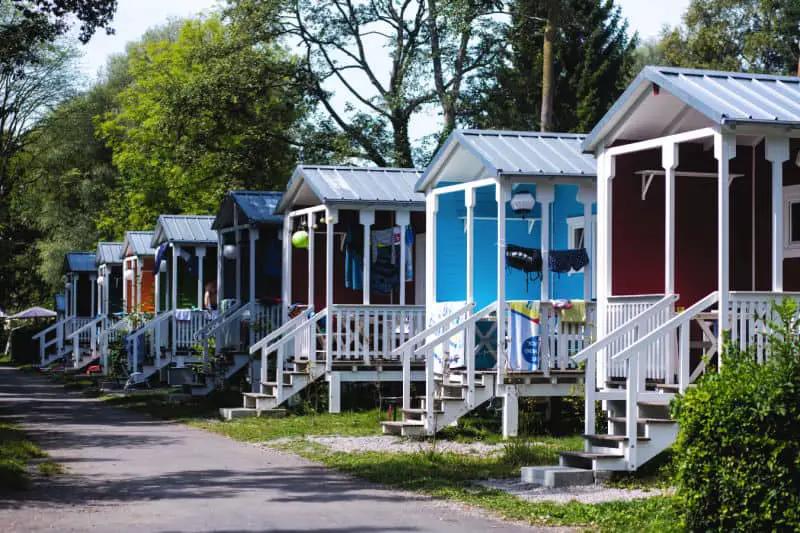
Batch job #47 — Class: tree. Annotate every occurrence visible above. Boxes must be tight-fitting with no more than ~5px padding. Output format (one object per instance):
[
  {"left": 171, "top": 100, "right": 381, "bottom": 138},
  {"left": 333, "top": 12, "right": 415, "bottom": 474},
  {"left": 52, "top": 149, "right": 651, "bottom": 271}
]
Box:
[
  {"left": 466, "top": 0, "right": 636, "bottom": 133},
  {"left": 231, "top": 0, "right": 504, "bottom": 167},
  {"left": 97, "top": 16, "right": 310, "bottom": 234},
  {"left": 660, "top": 0, "right": 800, "bottom": 74}
]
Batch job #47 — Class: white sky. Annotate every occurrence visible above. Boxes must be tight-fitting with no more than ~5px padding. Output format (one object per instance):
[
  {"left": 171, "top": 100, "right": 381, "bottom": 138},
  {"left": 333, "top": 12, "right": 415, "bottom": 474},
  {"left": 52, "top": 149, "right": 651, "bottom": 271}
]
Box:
[{"left": 78, "top": 0, "right": 690, "bottom": 78}]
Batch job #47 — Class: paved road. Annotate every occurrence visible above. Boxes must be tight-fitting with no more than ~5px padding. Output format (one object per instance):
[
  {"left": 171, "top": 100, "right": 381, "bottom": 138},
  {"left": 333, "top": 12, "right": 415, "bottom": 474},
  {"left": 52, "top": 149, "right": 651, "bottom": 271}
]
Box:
[{"left": 0, "top": 367, "right": 541, "bottom": 533}]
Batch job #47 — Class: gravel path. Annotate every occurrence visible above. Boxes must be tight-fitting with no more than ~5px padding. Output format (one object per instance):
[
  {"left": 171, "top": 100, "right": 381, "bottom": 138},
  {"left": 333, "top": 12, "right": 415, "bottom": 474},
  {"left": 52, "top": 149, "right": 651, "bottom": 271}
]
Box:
[
  {"left": 268, "top": 435, "right": 507, "bottom": 456},
  {"left": 478, "top": 479, "right": 670, "bottom": 504},
  {"left": 0, "top": 366, "right": 554, "bottom": 533}
]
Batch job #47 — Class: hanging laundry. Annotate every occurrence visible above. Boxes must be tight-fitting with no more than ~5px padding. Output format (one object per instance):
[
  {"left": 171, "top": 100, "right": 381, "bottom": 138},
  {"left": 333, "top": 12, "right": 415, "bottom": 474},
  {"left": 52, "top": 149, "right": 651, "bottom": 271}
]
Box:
[
  {"left": 506, "top": 244, "right": 542, "bottom": 292},
  {"left": 549, "top": 248, "right": 589, "bottom": 275},
  {"left": 153, "top": 243, "right": 168, "bottom": 275},
  {"left": 559, "top": 300, "right": 587, "bottom": 323},
  {"left": 344, "top": 225, "right": 364, "bottom": 290},
  {"left": 371, "top": 246, "right": 399, "bottom": 294},
  {"left": 508, "top": 301, "right": 541, "bottom": 371},
  {"left": 371, "top": 228, "right": 394, "bottom": 263},
  {"left": 405, "top": 226, "right": 414, "bottom": 282},
  {"left": 179, "top": 248, "right": 199, "bottom": 278}
]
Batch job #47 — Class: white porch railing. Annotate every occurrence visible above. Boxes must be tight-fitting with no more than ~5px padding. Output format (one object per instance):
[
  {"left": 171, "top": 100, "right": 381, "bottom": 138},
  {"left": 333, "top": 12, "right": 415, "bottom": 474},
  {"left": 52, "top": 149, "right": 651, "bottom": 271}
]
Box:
[
  {"left": 174, "top": 310, "right": 213, "bottom": 351},
  {"left": 539, "top": 302, "right": 597, "bottom": 375},
  {"left": 127, "top": 311, "right": 172, "bottom": 372},
  {"left": 728, "top": 292, "right": 800, "bottom": 362},
  {"left": 33, "top": 317, "right": 94, "bottom": 366},
  {"left": 327, "top": 305, "right": 426, "bottom": 365},
  {"left": 66, "top": 316, "right": 106, "bottom": 366},
  {"left": 605, "top": 295, "right": 673, "bottom": 380},
  {"left": 199, "top": 302, "right": 283, "bottom": 355},
  {"left": 99, "top": 317, "right": 130, "bottom": 374}
]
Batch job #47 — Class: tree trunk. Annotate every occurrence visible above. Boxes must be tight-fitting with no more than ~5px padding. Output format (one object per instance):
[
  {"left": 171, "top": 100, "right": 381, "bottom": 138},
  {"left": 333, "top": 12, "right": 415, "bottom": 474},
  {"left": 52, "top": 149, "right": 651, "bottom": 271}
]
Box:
[
  {"left": 391, "top": 114, "right": 414, "bottom": 168},
  {"left": 540, "top": 1, "right": 560, "bottom": 132}
]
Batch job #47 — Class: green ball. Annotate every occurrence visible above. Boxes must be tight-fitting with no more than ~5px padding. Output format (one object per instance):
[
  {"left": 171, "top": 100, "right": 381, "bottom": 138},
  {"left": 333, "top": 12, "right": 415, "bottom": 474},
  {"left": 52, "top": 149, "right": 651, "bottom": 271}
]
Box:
[{"left": 291, "top": 230, "right": 309, "bottom": 249}]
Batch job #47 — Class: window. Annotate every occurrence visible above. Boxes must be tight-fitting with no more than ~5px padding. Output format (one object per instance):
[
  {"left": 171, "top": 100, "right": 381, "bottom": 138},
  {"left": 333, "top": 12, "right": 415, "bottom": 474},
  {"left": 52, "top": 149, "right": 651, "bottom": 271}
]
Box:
[
  {"left": 566, "top": 215, "right": 595, "bottom": 252},
  {"left": 784, "top": 185, "right": 800, "bottom": 258}
]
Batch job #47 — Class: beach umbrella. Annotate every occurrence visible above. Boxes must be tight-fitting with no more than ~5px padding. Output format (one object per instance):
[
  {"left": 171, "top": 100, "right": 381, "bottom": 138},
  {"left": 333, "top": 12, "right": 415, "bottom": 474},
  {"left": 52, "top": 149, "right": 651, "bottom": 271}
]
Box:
[{"left": 7, "top": 307, "right": 57, "bottom": 319}]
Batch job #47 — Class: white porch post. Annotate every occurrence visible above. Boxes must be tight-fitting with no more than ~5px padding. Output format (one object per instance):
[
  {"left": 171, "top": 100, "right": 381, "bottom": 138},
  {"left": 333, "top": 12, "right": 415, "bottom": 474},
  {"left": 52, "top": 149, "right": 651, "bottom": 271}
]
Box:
[
  {"left": 497, "top": 179, "right": 514, "bottom": 437},
  {"left": 465, "top": 189, "right": 475, "bottom": 303},
  {"left": 396, "top": 210, "right": 410, "bottom": 305},
  {"left": 172, "top": 244, "right": 180, "bottom": 357},
  {"left": 715, "top": 133, "right": 736, "bottom": 343},
  {"left": 577, "top": 184, "right": 596, "bottom": 300},
  {"left": 235, "top": 210, "right": 242, "bottom": 303},
  {"left": 596, "top": 149, "right": 615, "bottom": 391},
  {"left": 196, "top": 246, "right": 206, "bottom": 309},
  {"left": 425, "top": 194, "right": 438, "bottom": 311},
  {"left": 135, "top": 258, "right": 142, "bottom": 312},
  {"left": 282, "top": 214, "right": 292, "bottom": 322},
  {"left": 105, "top": 269, "right": 110, "bottom": 316},
  {"left": 537, "top": 183, "right": 555, "bottom": 301},
  {"left": 122, "top": 258, "right": 128, "bottom": 313},
  {"left": 90, "top": 275, "right": 96, "bottom": 316},
  {"left": 360, "top": 210, "right": 375, "bottom": 304},
  {"left": 307, "top": 212, "right": 315, "bottom": 308},
  {"left": 663, "top": 143, "right": 679, "bottom": 294},
  {"left": 217, "top": 232, "right": 224, "bottom": 305},
  {"left": 73, "top": 275, "right": 78, "bottom": 317},
  {"left": 154, "top": 263, "right": 160, "bottom": 315},
  {"left": 766, "top": 137, "right": 789, "bottom": 292},
  {"left": 325, "top": 208, "right": 336, "bottom": 377},
  {"left": 249, "top": 228, "right": 258, "bottom": 345}
]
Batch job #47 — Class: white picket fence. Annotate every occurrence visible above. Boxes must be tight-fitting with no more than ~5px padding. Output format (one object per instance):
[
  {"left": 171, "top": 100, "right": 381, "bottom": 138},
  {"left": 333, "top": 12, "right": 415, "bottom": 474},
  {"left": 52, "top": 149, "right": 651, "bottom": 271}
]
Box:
[{"left": 327, "top": 305, "right": 426, "bottom": 363}]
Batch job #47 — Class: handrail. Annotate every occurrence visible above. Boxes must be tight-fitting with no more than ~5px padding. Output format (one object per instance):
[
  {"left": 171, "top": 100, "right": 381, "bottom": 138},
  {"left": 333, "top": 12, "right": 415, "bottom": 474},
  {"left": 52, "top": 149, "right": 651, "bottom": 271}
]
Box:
[
  {"left": 390, "top": 302, "right": 474, "bottom": 356},
  {"left": 331, "top": 304, "right": 426, "bottom": 311},
  {"left": 129, "top": 310, "right": 173, "bottom": 340},
  {"left": 65, "top": 315, "right": 105, "bottom": 341},
  {"left": 32, "top": 319, "right": 64, "bottom": 341},
  {"left": 612, "top": 291, "right": 718, "bottom": 362},
  {"left": 262, "top": 309, "right": 326, "bottom": 355},
  {"left": 195, "top": 301, "right": 245, "bottom": 340},
  {"left": 413, "top": 302, "right": 497, "bottom": 357},
  {"left": 250, "top": 308, "right": 313, "bottom": 354},
  {"left": 572, "top": 294, "right": 678, "bottom": 363}
]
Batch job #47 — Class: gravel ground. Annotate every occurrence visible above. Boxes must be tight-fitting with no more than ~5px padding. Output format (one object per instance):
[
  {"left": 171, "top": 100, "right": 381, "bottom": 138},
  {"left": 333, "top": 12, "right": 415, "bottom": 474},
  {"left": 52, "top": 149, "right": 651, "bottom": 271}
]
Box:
[
  {"left": 265, "top": 434, "right": 507, "bottom": 455},
  {"left": 478, "top": 478, "right": 671, "bottom": 504}
]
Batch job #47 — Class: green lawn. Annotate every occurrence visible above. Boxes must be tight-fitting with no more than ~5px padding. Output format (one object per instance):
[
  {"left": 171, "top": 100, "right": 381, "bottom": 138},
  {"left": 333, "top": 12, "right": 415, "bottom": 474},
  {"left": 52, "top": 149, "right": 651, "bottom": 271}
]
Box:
[
  {"left": 0, "top": 419, "right": 48, "bottom": 490},
  {"left": 192, "top": 409, "right": 385, "bottom": 441},
  {"left": 100, "top": 391, "right": 221, "bottom": 420}
]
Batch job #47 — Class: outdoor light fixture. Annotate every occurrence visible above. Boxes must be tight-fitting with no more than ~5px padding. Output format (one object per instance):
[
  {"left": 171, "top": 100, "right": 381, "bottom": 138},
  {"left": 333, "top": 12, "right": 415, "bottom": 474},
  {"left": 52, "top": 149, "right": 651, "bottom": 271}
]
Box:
[
  {"left": 97, "top": 276, "right": 105, "bottom": 285},
  {"left": 292, "top": 222, "right": 309, "bottom": 249},
  {"left": 124, "top": 269, "right": 134, "bottom": 281},
  {"left": 510, "top": 190, "right": 536, "bottom": 218},
  {"left": 65, "top": 282, "right": 72, "bottom": 290},
  {"left": 223, "top": 244, "right": 238, "bottom": 260},
  {"left": 159, "top": 259, "right": 168, "bottom": 273}
]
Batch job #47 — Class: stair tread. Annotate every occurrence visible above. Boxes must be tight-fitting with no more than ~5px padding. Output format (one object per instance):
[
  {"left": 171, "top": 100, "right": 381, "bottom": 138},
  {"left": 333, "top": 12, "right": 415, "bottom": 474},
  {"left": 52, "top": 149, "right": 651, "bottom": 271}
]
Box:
[
  {"left": 584, "top": 433, "right": 650, "bottom": 442},
  {"left": 558, "top": 451, "right": 624, "bottom": 459},
  {"left": 381, "top": 420, "right": 424, "bottom": 427},
  {"left": 608, "top": 417, "right": 676, "bottom": 425},
  {"left": 243, "top": 392, "right": 272, "bottom": 398},
  {"left": 401, "top": 408, "right": 443, "bottom": 415},
  {"left": 637, "top": 401, "right": 671, "bottom": 407}
]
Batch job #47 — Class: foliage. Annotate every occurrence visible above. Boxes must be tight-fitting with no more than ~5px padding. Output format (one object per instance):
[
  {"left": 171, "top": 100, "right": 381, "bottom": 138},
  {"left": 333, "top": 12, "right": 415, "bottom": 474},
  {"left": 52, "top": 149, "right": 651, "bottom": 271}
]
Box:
[
  {"left": 0, "top": 415, "right": 48, "bottom": 490},
  {"left": 106, "top": 338, "right": 128, "bottom": 379},
  {"left": 97, "top": 15, "right": 308, "bottom": 234},
  {"left": 672, "top": 299, "right": 800, "bottom": 532},
  {"left": 466, "top": 0, "right": 637, "bottom": 133},
  {"left": 659, "top": 0, "right": 800, "bottom": 74}
]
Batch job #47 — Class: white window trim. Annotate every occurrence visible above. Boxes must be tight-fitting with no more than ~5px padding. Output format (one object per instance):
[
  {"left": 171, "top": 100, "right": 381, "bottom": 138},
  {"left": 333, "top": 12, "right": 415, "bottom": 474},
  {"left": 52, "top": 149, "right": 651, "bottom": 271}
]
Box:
[
  {"left": 565, "top": 215, "right": 596, "bottom": 276},
  {"left": 784, "top": 185, "right": 800, "bottom": 258}
]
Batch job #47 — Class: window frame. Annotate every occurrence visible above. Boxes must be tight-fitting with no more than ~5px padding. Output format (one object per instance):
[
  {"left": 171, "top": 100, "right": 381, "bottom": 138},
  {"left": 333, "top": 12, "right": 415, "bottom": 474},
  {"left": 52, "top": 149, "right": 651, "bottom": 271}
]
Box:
[{"left": 783, "top": 185, "right": 800, "bottom": 258}]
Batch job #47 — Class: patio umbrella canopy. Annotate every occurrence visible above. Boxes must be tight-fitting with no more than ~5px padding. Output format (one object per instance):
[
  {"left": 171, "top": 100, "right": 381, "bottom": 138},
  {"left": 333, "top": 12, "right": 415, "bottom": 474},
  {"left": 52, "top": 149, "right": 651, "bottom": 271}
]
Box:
[{"left": 7, "top": 307, "right": 57, "bottom": 319}]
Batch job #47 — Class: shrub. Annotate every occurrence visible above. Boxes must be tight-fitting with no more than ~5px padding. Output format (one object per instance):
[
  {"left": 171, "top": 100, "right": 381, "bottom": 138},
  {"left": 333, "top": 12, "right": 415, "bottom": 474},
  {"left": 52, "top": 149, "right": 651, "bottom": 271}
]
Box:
[{"left": 672, "top": 299, "right": 800, "bottom": 532}]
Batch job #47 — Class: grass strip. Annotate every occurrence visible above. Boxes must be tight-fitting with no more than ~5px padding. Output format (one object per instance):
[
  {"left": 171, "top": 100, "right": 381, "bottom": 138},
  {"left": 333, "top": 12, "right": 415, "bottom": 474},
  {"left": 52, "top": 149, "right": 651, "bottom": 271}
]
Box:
[{"left": 0, "top": 420, "right": 48, "bottom": 490}]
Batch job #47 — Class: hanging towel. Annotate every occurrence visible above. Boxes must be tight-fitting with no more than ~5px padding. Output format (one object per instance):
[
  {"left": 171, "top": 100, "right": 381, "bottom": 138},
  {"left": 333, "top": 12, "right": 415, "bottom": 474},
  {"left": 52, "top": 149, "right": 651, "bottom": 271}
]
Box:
[
  {"left": 371, "top": 246, "right": 399, "bottom": 294},
  {"left": 506, "top": 244, "right": 542, "bottom": 292},
  {"left": 153, "top": 243, "right": 168, "bottom": 275},
  {"left": 371, "top": 228, "right": 394, "bottom": 263},
  {"left": 405, "top": 226, "right": 414, "bottom": 282},
  {"left": 508, "top": 300, "right": 540, "bottom": 371},
  {"left": 344, "top": 225, "right": 364, "bottom": 290},
  {"left": 559, "top": 300, "right": 587, "bottom": 323},
  {"left": 174, "top": 309, "right": 193, "bottom": 322},
  {"left": 549, "top": 248, "right": 589, "bottom": 275}
]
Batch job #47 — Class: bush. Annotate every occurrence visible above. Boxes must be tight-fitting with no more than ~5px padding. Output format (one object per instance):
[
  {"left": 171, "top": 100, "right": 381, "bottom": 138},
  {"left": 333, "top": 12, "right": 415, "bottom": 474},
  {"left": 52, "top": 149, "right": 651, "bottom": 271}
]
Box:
[{"left": 672, "top": 299, "right": 800, "bottom": 532}]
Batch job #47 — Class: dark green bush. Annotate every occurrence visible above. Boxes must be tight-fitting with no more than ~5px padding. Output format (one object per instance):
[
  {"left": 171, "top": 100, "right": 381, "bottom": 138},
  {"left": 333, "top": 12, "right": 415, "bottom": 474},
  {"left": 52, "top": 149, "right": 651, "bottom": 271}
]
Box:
[{"left": 672, "top": 299, "right": 800, "bottom": 532}]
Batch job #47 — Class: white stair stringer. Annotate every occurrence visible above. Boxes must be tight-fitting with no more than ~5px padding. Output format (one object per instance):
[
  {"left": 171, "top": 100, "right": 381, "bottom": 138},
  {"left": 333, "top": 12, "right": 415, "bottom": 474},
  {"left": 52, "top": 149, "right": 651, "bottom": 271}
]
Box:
[
  {"left": 41, "top": 347, "right": 72, "bottom": 368},
  {"left": 190, "top": 354, "right": 251, "bottom": 396},
  {"left": 241, "top": 361, "right": 326, "bottom": 412},
  {"left": 137, "top": 356, "right": 173, "bottom": 383},
  {"left": 72, "top": 350, "right": 100, "bottom": 371},
  {"left": 382, "top": 371, "right": 497, "bottom": 437}
]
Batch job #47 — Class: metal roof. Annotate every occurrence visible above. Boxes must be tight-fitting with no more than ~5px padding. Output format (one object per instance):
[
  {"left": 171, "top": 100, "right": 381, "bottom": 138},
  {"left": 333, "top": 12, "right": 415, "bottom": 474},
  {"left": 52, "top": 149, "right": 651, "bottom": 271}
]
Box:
[
  {"left": 151, "top": 215, "right": 217, "bottom": 247},
  {"left": 583, "top": 66, "right": 800, "bottom": 152},
  {"left": 417, "top": 129, "right": 596, "bottom": 191},
  {"left": 95, "top": 242, "right": 123, "bottom": 266},
  {"left": 276, "top": 165, "right": 425, "bottom": 213},
  {"left": 212, "top": 191, "right": 283, "bottom": 229},
  {"left": 123, "top": 231, "right": 156, "bottom": 257},
  {"left": 64, "top": 252, "right": 96, "bottom": 273}
]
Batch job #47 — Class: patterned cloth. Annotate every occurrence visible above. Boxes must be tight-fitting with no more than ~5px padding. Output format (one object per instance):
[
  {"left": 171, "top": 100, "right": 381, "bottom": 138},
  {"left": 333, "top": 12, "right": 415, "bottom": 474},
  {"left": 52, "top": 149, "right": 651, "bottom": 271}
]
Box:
[
  {"left": 508, "top": 300, "right": 541, "bottom": 371},
  {"left": 548, "top": 248, "right": 589, "bottom": 274}
]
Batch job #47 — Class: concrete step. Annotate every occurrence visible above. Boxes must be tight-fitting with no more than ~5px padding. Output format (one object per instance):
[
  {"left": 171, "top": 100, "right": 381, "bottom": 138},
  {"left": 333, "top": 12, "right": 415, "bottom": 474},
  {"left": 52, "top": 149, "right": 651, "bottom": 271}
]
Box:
[
  {"left": 521, "top": 465, "right": 595, "bottom": 487},
  {"left": 380, "top": 420, "right": 426, "bottom": 437},
  {"left": 219, "top": 407, "right": 286, "bottom": 420},
  {"left": 558, "top": 450, "right": 624, "bottom": 470},
  {"left": 608, "top": 417, "right": 676, "bottom": 425}
]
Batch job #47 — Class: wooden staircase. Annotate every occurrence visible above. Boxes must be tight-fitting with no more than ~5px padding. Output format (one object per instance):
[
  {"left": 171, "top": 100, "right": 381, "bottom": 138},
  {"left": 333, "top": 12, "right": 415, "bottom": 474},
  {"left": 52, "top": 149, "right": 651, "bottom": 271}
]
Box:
[
  {"left": 382, "top": 370, "right": 497, "bottom": 437},
  {"left": 189, "top": 353, "right": 252, "bottom": 396}
]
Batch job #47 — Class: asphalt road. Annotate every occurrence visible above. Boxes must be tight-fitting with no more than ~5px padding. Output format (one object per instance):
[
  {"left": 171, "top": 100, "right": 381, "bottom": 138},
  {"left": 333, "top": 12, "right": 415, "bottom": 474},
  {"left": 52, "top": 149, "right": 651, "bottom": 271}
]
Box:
[{"left": 0, "top": 366, "right": 544, "bottom": 533}]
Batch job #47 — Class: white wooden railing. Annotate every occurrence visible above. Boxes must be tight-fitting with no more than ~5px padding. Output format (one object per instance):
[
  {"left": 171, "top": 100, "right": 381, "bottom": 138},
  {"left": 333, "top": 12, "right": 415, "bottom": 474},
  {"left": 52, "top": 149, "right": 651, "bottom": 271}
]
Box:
[
  {"left": 33, "top": 317, "right": 93, "bottom": 366},
  {"left": 728, "top": 292, "right": 800, "bottom": 362},
  {"left": 66, "top": 315, "right": 106, "bottom": 366},
  {"left": 193, "top": 301, "right": 243, "bottom": 342},
  {"left": 392, "top": 302, "right": 476, "bottom": 410},
  {"left": 200, "top": 302, "right": 283, "bottom": 354},
  {"left": 605, "top": 295, "right": 673, "bottom": 380},
  {"left": 99, "top": 317, "right": 130, "bottom": 374},
  {"left": 538, "top": 302, "right": 597, "bottom": 374},
  {"left": 174, "top": 310, "right": 213, "bottom": 350},
  {"left": 327, "top": 304, "right": 426, "bottom": 365},
  {"left": 128, "top": 311, "right": 172, "bottom": 372}
]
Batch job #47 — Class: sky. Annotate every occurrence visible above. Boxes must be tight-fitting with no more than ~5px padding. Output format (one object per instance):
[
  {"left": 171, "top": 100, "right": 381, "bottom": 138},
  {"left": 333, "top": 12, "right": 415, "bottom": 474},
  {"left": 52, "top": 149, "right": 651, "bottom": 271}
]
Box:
[{"left": 78, "top": 0, "right": 690, "bottom": 78}]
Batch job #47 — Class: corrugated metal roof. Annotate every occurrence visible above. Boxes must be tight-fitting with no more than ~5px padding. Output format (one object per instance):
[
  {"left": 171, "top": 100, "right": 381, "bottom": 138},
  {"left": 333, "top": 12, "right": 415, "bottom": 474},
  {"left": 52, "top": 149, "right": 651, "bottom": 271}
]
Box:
[
  {"left": 95, "top": 242, "right": 123, "bottom": 266},
  {"left": 276, "top": 165, "right": 424, "bottom": 213},
  {"left": 151, "top": 215, "right": 217, "bottom": 247},
  {"left": 212, "top": 191, "right": 283, "bottom": 229},
  {"left": 583, "top": 66, "right": 800, "bottom": 152},
  {"left": 123, "top": 231, "right": 156, "bottom": 257},
  {"left": 417, "top": 129, "right": 596, "bottom": 191},
  {"left": 64, "top": 252, "right": 96, "bottom": 273}
]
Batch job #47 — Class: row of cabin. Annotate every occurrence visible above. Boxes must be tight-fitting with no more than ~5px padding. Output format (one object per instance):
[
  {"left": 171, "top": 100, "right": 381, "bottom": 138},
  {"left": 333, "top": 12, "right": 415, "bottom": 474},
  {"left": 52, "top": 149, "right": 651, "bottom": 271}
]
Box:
[{"left": 36, "top": 66, "right": 800, "bottom": 475}]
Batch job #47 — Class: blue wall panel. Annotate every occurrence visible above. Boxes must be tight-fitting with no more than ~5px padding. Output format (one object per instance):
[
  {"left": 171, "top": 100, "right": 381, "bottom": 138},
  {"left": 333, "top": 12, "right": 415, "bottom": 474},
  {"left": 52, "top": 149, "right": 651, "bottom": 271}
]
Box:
[{"left": 435, "top": 182, "right": 595, "bottom": 308}]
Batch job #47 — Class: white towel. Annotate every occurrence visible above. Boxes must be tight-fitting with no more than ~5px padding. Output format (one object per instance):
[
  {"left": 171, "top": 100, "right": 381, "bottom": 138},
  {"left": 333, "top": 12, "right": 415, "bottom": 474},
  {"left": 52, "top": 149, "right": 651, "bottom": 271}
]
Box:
[{"left": 174, "top": 309, "right": 192, "bottom": 322}]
